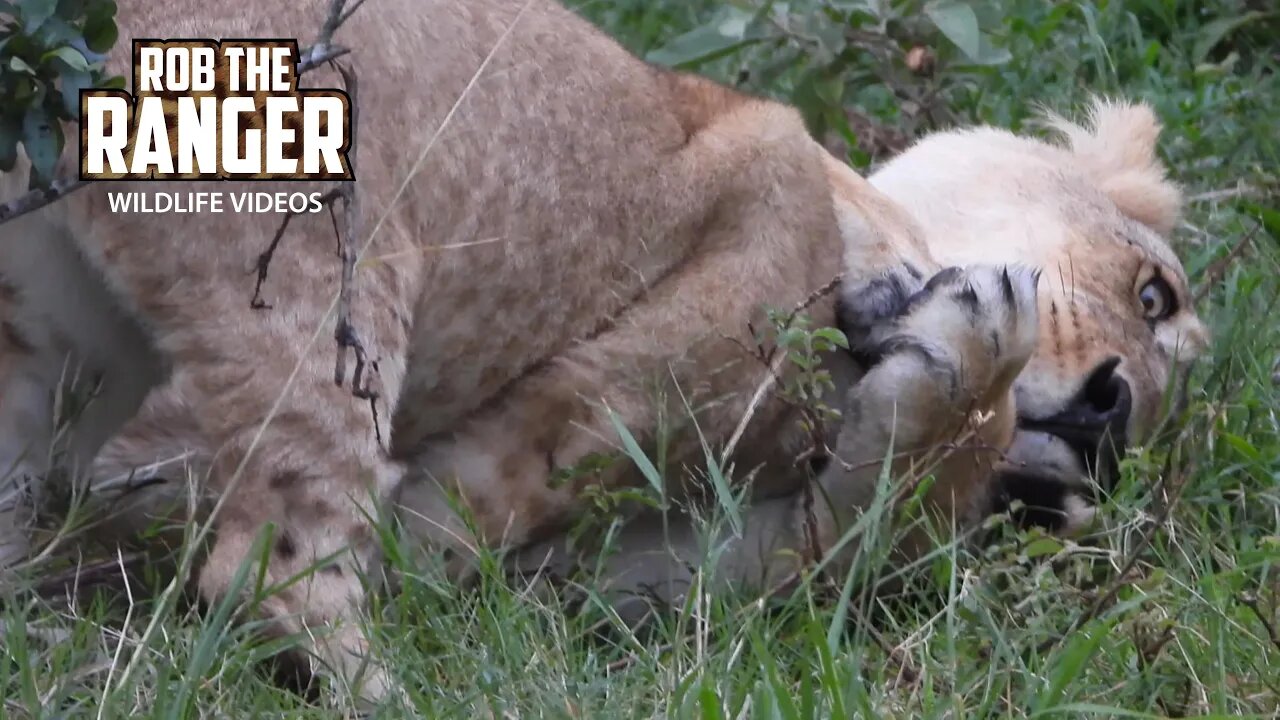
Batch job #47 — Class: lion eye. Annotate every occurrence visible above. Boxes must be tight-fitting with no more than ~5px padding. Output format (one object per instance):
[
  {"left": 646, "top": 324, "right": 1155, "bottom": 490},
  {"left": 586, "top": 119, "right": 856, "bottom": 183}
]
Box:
[{"left": 1139, "top": 277, "right": 1175, "bottom": 320}]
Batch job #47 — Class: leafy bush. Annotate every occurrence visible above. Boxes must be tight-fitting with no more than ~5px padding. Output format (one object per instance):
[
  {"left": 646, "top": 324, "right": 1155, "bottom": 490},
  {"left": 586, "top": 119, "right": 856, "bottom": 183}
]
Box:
[
  {"left": 0, "top": 0, "right": 121, "bottom": 188},
  {"left": 582, "top": 0, "right": 1278, "bottom": 175}
]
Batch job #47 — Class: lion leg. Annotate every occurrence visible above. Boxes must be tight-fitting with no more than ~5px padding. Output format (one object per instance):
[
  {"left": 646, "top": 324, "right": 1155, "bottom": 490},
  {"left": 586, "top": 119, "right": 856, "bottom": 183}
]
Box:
[
  {"left": 185, "top": 370, "right": 401, "bottom": 702},
  {"left": 76, "top": 380, "right": 215, "bottom": 552},
  {"left": 63, "top": 283, "right": 411, "bottom": 705},
  {"left": 397, "top": 111, "right": 846, "bottom": 574},
  {"left": 0, "top": 238, "right": 163, "bottom": 569},
  {"left": 508, "top": 264, "right": 1041, "bottom": 621},
  {"left": 29, "top": 342, "right": 402, "bottom": 701},
  {"left": 0, "top": 360, "right": 45, "bottom": 569},
  {"left": 398, "top": 242, "right": 835, "bottom": 573}
]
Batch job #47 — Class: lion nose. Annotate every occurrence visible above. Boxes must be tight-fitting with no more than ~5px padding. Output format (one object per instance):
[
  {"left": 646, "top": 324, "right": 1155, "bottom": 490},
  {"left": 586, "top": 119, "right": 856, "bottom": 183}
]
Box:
[{"left": 1076, "top": 356, "right": 1132, "bottom": 429}]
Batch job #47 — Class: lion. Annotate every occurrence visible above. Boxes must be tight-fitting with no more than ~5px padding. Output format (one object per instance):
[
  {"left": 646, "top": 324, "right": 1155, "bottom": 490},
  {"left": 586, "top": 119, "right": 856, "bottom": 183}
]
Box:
[
  {"left": 507, "top": 100, "right": 1212, "bottom": 622},
  {"left": 0, "top": 0, "right": 1207, "bottom": 704}
]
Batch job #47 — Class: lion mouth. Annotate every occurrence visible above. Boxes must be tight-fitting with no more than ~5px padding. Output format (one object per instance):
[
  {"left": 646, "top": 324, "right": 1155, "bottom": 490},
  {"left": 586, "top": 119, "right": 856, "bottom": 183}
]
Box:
[
  {"left": 1016, "top": 357, "right": 1132, "bottom": 490},
  {"left": 996, "top": 357, "right": 1133, "bottom": 531}
]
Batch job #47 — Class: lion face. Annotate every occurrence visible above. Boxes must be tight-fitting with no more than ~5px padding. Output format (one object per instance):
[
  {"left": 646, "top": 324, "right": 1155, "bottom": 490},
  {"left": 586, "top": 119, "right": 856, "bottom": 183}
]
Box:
[{"left": 868, "top": 100, "right": 1209, "bottom": 531}]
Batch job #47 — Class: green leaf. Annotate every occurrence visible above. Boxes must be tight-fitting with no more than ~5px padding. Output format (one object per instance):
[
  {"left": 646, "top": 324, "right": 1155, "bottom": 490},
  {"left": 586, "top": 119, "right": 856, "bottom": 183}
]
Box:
[
  {"left": 163, "top": 524, "right": 274, "bottom": 719},
  {"left": 697, "top": 683, "right": 725, "bottom": 720},
  {"left": 701, "top": 441, "right": 741, "bottom": 535},
  {"left": 969, "top": 0, "right": 1004, "bottom": 29},
  {"left": 746, "top": 627, "right": 802, "bottom": 720},
  {"left": 9, "top": 55, "right": 36, "bottom": 74},
  {"left": 18, "top": 0, "right": 56, "bottom": 31},
  {"left": 606, "top": 407, "right": 664, "bottom": 497},
  {"left": 42, "top": 44, "right": 88, "bottom": 70},
  {"left": 21, "top": 103, "right": 61, "bottom": 187},
  {"left": 58, "top": 66, "right": 89, "bottom": 116},
  {"left": 33, "top": 14, "right": 79, "bottom": 46},
  {"left": 1241, "top": 201, "right": 1280, "bottom": 243},
  {"left": 791, "top": 66, "right": 839, "bottom": 137},
  {"left": 813, "top": 70, "right": 843, "bottom": 106},
  {"left": 82, "top": 0, "right": 117, "bottom": 53},
  {"left": 1192, "top": 12, "right": 1272, "bottom": 64},
  {"left": 925, "top": 0, "right": 981, "bottom": 61},
  {"left": 1024, "top": 535, "right": 1064, "bottom": 559},
  {"left": 85, "top": 0, "right": 115, "bottom": 19},
  {"left": 776, "top": 326, "right": 805, "bottom": 349},
  {"left": 813, "top": 327, "right": 850, "bottom": 350},
  {"left": 54, "top": 0, "right": 88, "bottom": 18},
  {"left": 645, "top": 7, "right": 766, "bottom": 69},
  {"left": 744, "top": 46, "right": 803, "bottom": 88},
  {"left": 1221, "top": 431, "right": 1262, "bottom": 463},
  {"left": 966, "top": 32, "right": 1012, "bottom": 66},
  {"left": 1033, "top": 621, "right": 1110, "bottom": 713}
]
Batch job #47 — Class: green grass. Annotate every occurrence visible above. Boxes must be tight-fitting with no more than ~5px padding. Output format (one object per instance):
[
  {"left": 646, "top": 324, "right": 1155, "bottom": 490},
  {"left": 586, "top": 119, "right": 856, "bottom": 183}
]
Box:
[{"left": 3, "top": 0, "right": 1279, "bottom": 717}]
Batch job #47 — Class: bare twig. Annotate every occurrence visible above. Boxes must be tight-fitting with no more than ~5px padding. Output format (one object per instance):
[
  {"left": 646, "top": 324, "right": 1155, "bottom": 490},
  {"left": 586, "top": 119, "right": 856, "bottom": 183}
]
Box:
[
  {"left": 778, "top": 273, "right": 847, "bottom": 341},
  {"left": 295, "top": 42, "right": 350, "bottom": 75},
  {"left": 315, "top": 0, "right": 363, "bottom": 53},
  {"left": 297, "top": 0, "right": 358, "bottom": 74},
  {"left": 0, "top": 176, "right": 90, "bottom": 226},
  {"left": 604, "top": 642, "right": 673, "bottom": 673},
  {"left": 1187, "top": 184, "right": 1261, "bottom": 204},
  {"left": 32, "top": 552, "right": 146, "bottom": 599},
  {"left": 1193, "top": 221, "right": 1260, "bottom": 305},
  {"left": 1238, "top": 592, "right": 1280, "bottom": 653},
  {"left": 327, "top": 60, "right": 385, "bottom": 454},
  {"left": 249, "top": 188, "right": 343, "bottom": 309},
  {"left": 242, "top": 2, "right": 383, "bottom": 440},
  {"left": 330, "top": 58, "right": 364, "bottom": 394}
]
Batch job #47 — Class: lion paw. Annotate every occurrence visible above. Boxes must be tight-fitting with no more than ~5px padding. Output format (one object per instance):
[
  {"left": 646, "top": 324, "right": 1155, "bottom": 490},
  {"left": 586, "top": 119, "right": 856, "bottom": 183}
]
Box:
[
  {"left": 817, "top": 265, "right": 1040, "bottom": 521},
  {"left": 844, "top": 263, "right": 1041, "bottom": 410},
  {"left": 835, "top": 262, "right": 926, "bottom": 360}
]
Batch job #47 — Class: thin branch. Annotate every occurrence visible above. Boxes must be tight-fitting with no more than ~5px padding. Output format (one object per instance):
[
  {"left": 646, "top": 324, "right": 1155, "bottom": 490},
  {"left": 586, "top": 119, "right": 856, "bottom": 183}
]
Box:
[
  {"left": 326, "top": 61, "right": 384, "bottom": 454},
  {"left": 253, "top": 58, "right": 382, "bottom": 441},
  {"left": 778, "top": 272, "right": 847, "bottom": 343},
  {"left": 1187, "top": 184, "right": 1261, "bottom": 204},
  {"left": 236, "top": 5, "right": 381, "bottom": 438},
  {"left": 316, "top": 0, "right": 360, "bottom": 52},
  {"left": 295, "top": 42, "right": 350, "bottom": 75},
  {"left": 249, "top": 188, "right": 343, "bottom": 309},
  {"left": 0, "top": 176, "right": 90, "bottom": 226},
  {"left": 1238, "top": 592, "right": 1280, "bottom": 653},
  {"left": 32, "top": 551, "right": 146, "bottom": 599},
  {"left": 1193, "top": 221, "right": 1260, "bottom": 305},
  {"left": 330, "top": 59, "right": 366, "bottom": 395}
]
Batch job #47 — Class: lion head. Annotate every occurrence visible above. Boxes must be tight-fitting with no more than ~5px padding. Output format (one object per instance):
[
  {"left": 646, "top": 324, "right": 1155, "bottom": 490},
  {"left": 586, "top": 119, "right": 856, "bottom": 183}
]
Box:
[{"left": 866, "top": 98, "right": 1210, "bottom": 532}]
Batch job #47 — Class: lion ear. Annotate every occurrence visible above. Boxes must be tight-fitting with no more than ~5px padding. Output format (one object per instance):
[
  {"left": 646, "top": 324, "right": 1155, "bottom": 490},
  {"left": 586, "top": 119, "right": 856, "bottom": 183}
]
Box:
[{"left": 1043, "top": 97, "right": 1182, "bottom": 235}]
